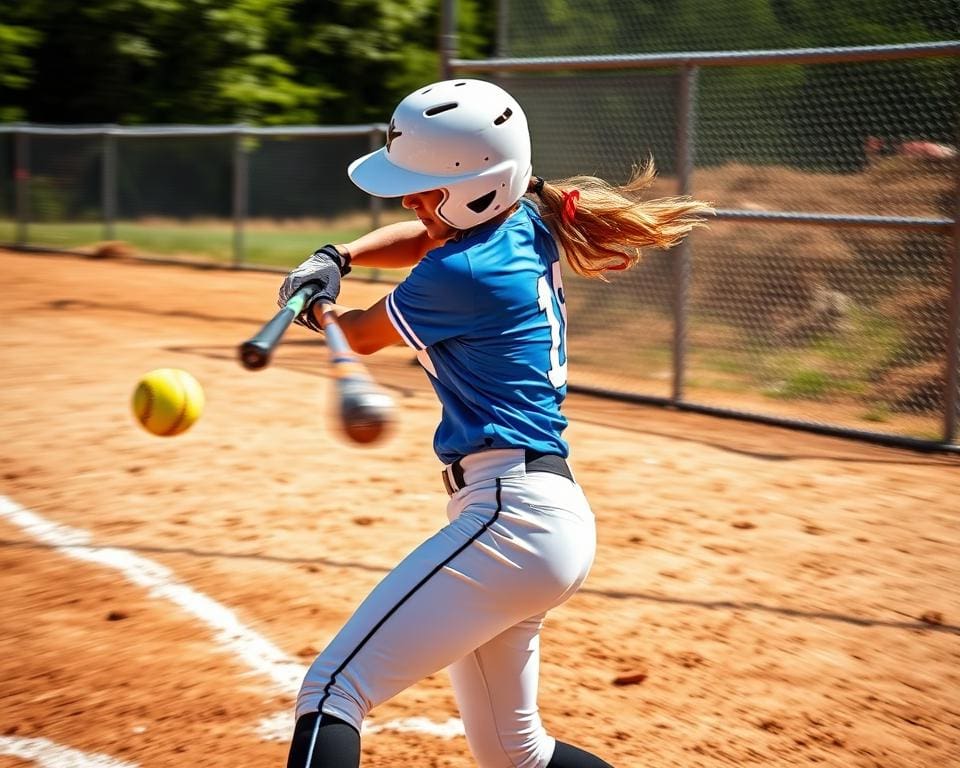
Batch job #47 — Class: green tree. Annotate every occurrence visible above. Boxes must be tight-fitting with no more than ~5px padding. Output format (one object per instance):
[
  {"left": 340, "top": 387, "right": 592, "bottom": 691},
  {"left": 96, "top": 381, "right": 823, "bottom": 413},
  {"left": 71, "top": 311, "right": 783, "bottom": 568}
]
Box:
[
  {"left": 5, "top": 0, "right": 328, "bottom": 124},
  {"left": 0, "top": 9, "right": 41, "bottom": 121},
  {"left": 0, "top": 0, "right": 493, "bottom": 125}
]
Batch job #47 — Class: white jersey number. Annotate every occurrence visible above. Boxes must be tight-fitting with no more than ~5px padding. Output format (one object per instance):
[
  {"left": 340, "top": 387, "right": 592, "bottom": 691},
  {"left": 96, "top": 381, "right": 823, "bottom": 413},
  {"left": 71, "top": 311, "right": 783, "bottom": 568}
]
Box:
[{"left": 537, "top": 261, "right": 568, "bottom": 388}]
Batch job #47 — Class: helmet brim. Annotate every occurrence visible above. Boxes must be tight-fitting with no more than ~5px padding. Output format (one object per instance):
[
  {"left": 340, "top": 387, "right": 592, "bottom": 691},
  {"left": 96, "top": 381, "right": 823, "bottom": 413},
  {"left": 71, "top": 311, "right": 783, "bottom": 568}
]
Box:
[{"left": 348, "top": 147, "right": 472, "bottom": 198}]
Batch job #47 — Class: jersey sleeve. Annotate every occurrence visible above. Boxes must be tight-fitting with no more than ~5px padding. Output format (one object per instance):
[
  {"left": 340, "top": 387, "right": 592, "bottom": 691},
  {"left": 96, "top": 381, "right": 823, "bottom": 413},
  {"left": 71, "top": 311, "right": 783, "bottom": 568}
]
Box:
[{"left": 385, "top": 247, "right": 477, "bottom": 351}]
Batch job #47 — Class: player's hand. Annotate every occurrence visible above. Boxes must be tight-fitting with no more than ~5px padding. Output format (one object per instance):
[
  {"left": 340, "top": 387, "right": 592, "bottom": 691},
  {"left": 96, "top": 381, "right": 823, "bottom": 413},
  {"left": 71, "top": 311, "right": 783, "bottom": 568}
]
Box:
[{"left": 278, "top": 247, "right": 345, "bottom": 331}]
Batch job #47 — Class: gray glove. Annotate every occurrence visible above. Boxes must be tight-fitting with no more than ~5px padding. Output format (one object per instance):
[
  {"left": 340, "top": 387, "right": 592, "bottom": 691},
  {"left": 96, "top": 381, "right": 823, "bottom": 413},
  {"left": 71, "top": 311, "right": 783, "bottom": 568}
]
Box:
[{"left": 277, "top": 245, "right": 349, "bottom": 331}]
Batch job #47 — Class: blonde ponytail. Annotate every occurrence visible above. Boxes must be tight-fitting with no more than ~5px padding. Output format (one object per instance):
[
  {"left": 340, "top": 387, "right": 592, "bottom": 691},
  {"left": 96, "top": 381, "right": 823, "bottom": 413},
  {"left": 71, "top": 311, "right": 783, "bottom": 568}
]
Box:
[{"left": 528, "top": 161, "right": 713, "bottom": 279}]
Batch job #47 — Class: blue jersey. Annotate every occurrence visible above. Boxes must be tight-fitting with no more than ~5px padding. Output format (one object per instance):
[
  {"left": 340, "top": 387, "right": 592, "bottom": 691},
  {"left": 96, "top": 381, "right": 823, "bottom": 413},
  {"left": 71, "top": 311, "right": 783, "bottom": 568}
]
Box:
[{"left": 386, "top": 199, "right": 569, "bottom": 464}]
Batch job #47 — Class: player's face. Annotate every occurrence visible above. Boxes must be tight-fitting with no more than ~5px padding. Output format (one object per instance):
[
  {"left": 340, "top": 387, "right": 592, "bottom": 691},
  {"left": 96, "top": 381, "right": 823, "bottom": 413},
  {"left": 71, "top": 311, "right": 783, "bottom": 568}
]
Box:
[{"left": 402, "top": 189, "right": 455, "bottom": 240}]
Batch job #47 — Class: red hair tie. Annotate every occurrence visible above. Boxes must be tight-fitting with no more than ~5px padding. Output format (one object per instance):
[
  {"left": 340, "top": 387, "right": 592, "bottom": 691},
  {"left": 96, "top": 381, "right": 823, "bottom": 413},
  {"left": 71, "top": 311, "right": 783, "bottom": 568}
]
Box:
[{"left": 561, "top": 189, "right": 579, "bottom": 225}]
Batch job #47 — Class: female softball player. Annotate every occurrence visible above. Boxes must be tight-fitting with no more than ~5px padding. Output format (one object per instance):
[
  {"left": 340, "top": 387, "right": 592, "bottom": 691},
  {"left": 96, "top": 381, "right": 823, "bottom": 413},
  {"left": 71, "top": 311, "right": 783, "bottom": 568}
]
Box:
[{"left": 278, "top": 78, "right": 711, "bottom": 768}]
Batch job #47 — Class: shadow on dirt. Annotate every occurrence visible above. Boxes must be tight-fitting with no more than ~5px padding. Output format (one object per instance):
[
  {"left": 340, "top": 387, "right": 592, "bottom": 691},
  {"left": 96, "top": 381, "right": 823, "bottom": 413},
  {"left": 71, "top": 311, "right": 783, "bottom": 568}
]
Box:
[{"left": 3, "top": 537, "right": 957, "bottom": 636}]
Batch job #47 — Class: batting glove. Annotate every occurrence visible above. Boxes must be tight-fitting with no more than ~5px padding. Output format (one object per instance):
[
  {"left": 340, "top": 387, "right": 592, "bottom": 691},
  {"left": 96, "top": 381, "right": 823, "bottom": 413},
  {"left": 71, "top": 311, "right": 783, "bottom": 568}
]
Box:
[
  {"left": 278, "top": 246, "right": 347, "bottom": 332},
  {"left": 314, "top": 243, "right": 352, "bottom": 277}
]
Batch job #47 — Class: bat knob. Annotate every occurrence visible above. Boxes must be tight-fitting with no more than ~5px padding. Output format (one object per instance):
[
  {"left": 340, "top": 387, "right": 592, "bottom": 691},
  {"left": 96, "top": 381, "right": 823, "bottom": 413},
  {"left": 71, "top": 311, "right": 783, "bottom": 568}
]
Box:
[{"left": 239, "top": 339, "right": 274, "bottom": 370}]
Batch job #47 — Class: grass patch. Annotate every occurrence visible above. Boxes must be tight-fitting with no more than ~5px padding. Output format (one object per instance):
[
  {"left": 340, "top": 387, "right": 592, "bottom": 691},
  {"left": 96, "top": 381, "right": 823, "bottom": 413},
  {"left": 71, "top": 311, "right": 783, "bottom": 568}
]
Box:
[
  {"left": 0, "top": 214, "right": 407, "bottom": 269},
  {"left": 861, "top": 406, "right": 891, "bottom": 423},
  {"left": 568, "top": 329, "right": 672, "bottom": 372},
  {"left": 766, "top": 369, "right": 834, "bottom": 399},
  {"left": 568, "top": 306, "right": 905, "bottom": 411}
]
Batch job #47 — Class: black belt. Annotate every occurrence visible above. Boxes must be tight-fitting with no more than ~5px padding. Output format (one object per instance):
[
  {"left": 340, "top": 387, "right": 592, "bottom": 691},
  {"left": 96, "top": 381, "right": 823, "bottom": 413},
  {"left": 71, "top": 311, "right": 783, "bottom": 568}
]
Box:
[{"left": 442, "top": 449, "right": 573, "bottom": 496}]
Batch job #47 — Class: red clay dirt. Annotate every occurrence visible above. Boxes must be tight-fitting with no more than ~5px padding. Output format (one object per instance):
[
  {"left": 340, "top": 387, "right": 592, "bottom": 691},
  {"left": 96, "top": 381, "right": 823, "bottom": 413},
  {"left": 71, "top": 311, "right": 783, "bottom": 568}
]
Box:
[{"left": 1, "top": 248, "right": 958, "bottom": 767}]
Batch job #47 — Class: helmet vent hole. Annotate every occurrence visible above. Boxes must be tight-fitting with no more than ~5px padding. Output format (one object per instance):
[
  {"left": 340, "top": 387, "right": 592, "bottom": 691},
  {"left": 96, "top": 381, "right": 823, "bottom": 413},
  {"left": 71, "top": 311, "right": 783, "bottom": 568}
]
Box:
[
  {"left": 493, "top": 107, "right": 513, "bottom": 126},
  {"left": 454, "top": 82, "right": 467, "bottom": 86},
  {"left": 425, "top": 102, "right": 458, "bottom": 117},
  {"left": 466, "top": 191, "right": 496, "bottom": 214},
  {"left": 421, "top": 87, "right": 432, "bottom": 94}
]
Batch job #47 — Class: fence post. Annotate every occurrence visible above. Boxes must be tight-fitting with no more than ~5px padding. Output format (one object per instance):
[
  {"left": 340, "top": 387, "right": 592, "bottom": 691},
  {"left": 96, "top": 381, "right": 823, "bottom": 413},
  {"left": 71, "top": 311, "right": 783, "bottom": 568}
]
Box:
[
  {"left": 14, "top": 129, "right": 29, "bottom": 246},
  {"left": 944, "top": 166, "right": 960, "bottom": 444},
  {"left": 232, "top": 127, "right": 248, "bottom": 268},
  {"left": 367, "top": 125, "right": 386, "bottom": 281},
  {"left": 368, "top": 126, "right": 384, "bottom": 232},
  {"left": 671, "top": 64, "right": 698, "bottom": 403},
  {"left": 496, "top": 0, "right": 509, "bottom": 57},
  {"left": 439, "top": 0, "right": 458, "bottom": 79},
  {"left": 102, "top": 129, "right": 117, "bottom": 241}
]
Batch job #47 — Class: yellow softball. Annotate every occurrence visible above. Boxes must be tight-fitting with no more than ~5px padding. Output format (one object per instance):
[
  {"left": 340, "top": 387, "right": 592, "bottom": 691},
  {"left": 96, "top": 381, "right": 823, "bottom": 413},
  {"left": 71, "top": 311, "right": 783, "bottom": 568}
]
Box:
[{"left": 131, "top": 368, "right": 205, "bottom": 437}]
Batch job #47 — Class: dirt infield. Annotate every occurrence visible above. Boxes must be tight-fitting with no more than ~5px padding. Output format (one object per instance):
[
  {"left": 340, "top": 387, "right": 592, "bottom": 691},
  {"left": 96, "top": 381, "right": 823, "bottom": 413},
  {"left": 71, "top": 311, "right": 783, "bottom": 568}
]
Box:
[{"left": 1, "top": 248, "right": 958, "bottom": 768}]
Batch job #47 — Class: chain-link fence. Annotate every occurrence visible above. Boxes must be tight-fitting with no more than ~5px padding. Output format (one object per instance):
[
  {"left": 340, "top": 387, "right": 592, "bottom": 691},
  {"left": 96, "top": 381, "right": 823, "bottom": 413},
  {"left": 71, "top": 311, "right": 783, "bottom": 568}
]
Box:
[
  {"left": 0, "top": 124, "right": 398, "bottom": 272},
  {"left": 444, "top": 0, "right": 959, "bottom": 450},
  {"left": 494, "top": 0, "right": 959, "bottom": 58}
]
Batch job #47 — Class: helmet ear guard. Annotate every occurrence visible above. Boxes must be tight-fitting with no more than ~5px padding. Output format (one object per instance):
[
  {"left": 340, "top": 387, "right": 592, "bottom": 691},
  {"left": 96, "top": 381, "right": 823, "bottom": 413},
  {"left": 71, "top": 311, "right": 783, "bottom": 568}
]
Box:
[
  {"left": 347, "top": 79, "right": 533, "bottom": 229},
  {"left": 434, "top": 160, "right": 533, "bottom": 230}
]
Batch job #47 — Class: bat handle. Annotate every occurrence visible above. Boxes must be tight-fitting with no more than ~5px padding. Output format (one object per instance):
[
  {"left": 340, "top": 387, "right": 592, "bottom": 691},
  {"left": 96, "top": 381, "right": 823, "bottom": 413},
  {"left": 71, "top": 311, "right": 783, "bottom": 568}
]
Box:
[
  {"left": 317, "top": 302, "right": 360, "bottom": 363},
  {"left": 238, "top": 284, "right": 319, "bottom": 370}
]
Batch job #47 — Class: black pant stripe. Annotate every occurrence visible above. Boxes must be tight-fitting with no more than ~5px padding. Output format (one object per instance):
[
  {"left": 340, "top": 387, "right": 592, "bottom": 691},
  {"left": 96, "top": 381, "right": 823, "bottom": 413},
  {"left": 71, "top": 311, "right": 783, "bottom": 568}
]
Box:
[{"left": 317, "top": 480, "right": 503, "bottom": 713}]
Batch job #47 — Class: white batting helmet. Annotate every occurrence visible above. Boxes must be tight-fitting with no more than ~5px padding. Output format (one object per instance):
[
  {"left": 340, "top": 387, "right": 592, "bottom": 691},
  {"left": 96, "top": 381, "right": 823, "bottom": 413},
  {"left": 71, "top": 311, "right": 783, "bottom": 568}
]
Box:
[{"left": 348, "top": 79, "right": 532, "bottom": 230}]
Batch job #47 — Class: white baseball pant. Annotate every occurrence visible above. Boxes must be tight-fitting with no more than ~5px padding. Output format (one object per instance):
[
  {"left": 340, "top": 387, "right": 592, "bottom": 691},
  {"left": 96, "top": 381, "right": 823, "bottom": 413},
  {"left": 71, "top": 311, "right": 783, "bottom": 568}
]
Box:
[{"left": 295, "top": 448, "right": 597, "bottom": 768}]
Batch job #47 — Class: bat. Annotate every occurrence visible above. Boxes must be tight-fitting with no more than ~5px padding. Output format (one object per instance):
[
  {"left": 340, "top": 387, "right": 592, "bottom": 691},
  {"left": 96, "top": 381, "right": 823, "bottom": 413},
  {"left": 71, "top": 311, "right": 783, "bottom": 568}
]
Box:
[
  {"left": 238, "top": 284, "right": 319, "bottom": 371},
  {"left": 316, "top": 302, "right": 395, "bottom": 445},
  {"left": 237, "top": 286, "right": 395, "bottom": 444}
]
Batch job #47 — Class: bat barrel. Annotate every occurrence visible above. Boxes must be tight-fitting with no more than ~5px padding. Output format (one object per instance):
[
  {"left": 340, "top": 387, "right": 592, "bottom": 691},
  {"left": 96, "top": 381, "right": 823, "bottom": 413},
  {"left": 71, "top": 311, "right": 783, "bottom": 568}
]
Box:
[
  {"left": 238, "top": 293, "right": 395, "bottom": 445},
  {"left": 318, "top": 302, "right": 396, "bottom": 444}
]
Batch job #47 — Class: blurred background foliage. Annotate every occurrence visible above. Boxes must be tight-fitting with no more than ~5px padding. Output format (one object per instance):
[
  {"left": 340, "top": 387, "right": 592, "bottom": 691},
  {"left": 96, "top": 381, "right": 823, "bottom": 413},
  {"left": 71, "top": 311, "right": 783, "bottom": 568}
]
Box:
[
  {"left": 0, "top": 0, "right": 494, "bottom": 125},
  {"left": 1, "top": 1, "right": 955, "bottom": 127}
]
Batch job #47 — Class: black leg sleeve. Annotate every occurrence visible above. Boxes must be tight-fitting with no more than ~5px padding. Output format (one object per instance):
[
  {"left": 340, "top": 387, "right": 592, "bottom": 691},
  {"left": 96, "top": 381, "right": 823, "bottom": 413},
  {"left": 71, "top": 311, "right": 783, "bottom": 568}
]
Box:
[
  {"left": 286, "top": 712, "right": 361, "bottom": 768},
  {"left": 547, "top": 740, "right": 614, "bottom": 768}
]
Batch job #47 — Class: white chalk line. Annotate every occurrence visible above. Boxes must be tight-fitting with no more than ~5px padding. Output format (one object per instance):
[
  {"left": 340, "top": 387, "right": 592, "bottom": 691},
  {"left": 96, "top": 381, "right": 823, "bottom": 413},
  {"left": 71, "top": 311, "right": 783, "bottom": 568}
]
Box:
[
  {"left": 0, "top": 736, "right": 138, "bottom": 768},
  {"left": 0, "top": 495, "right": 304, "bottom": 694},
  {"left": 0, "top": 495, "right": 465, "bottom": 762}
]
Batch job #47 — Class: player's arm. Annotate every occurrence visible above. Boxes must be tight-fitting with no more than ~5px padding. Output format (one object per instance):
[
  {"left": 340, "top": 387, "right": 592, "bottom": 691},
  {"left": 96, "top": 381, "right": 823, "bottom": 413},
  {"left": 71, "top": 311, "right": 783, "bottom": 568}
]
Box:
[
  {"left": 336, "top": 220, "right": 449, "bottom": 269},
  {"left": 284, "top": 221, "right": 439, "bottom": 348},
  {"left": 292, "top": 220, "right": 455, "bottom": 352},
  {"left": 327, "top": 246, "right": 472, "bottom": 357},
  {"left": 315, "top": 219, "right": 448, "bottom": 352}
]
